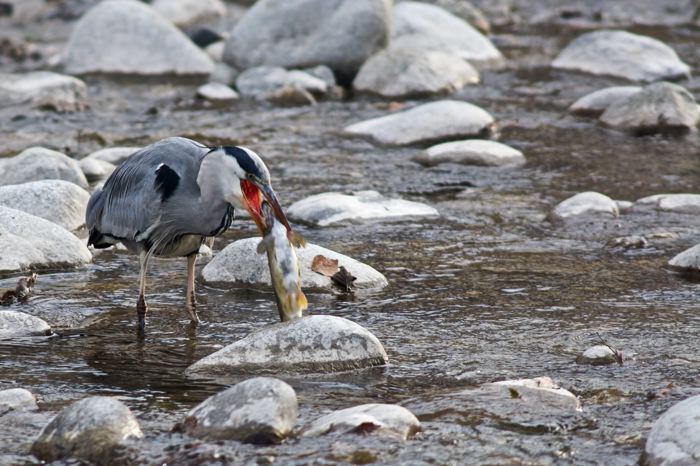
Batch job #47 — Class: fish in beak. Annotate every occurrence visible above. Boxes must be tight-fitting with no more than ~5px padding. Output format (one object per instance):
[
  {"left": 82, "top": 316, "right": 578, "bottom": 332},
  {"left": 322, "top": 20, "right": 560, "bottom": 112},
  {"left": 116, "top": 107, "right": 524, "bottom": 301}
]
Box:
[{"left": 240, "top": 179, "right": 292, "bottom": 235}]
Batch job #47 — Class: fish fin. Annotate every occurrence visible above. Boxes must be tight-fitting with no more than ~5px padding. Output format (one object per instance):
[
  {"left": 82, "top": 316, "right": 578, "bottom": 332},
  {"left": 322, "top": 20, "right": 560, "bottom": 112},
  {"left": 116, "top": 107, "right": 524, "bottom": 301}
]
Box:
[
  {"left": 256, "top": 236, "right": 272, "bottom": 254},
  {"left": 289, "top": 231, "right": 307, "bottom": 248},
  {"left": 297, "top": 289, "right": 308, "bottom": 311}
]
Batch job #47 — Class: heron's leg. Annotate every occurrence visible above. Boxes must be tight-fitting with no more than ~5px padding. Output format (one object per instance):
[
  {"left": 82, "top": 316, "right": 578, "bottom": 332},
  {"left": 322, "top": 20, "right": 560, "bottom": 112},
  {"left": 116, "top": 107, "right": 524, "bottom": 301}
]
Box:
[
  {"left": 185, "top": 253, "right": 200, "bottom": 324},
  {"left": 137, "top": 250, "right": 151, "bottom": 333}
]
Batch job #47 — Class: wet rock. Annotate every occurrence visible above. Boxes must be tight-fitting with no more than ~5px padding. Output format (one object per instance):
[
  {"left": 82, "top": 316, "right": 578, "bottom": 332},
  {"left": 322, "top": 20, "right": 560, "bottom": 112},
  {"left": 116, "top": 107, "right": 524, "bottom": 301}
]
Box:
[
  {"left": 343, "top": 100, "right": 495, "bottom": 146},
  {"left": 205, "top": 40, "right": 225, "bottom": 62},
  {"left": 235, "top": 66, "right": 327, "bottom": 101},
  {"left": 414, "top": 139, "right": 525, "bottom": 167},
  {"left": 197, "top": 82, "right": 239, "bottom": 102},
  {"left": 201, "top": 238, "right": 388, "bottom": 289},
  {"left": 176, "top": 377, "right": 297, "bottom": 443},
  {"left": 569, "top": 86, "right": 642, "bottom": 117},
  {"left": 62, "top": 0, "right": 214, "bottom": 76},
  {"left": 430, "top": 0, "right": 490, "bottom": 33},
  {"left": 152, "top": 0, "right": 226, "bottom": 28},
  {"left": 0, "top": 180, "right": 90, "bottom": 230},
  {"left": 223, "top": 0, "right": 391, "bottom": 82},
  {"left": 302, "top": 404, "right": 420, "bottom": 439},
  {"left": 353, "top": 48, "right": 478, "bottom": 98},
  {"left": 552, "top": 30, "right": 690, "bottom": 82},
  {"left": 303, "top": 65, "right": 337, "bottom": 89},
  {"left": 0, "top": 71, "right": 87, "bottom": 112},
  {"left": 489, "top": 377, "right": 581, "bottom": 411},
  {"left": 0, "top": 147, "right": 88, "bottom": 189},
  {"left": 668, "top": 243, "right": 700, "bottom": 271},
  {"left": 576, "top": 345, "right": 620, "bottom": 365},
  {"left": 0, "top": 388, "right": 38, "bottom": 412},
  {"left": 210, "top": 62, "right": 239, "bottom": 85},
  {"left": 186, "top": 315, "right": 388, "bottom": 375},
  {"left": 392, "top": 2, "right": 504, "bottom": 69},
  {"left": 0, "top": 311, "right": 51, "bottom": 339},
  {"left": 189, "top": 27, "right": 224, "bottom": 49},
  {"left": 606, "top": 235, "right": 648, "bottom": 250},
  {"left": 642, "top": 395, "right": 700, "bottom": 466},
  {"left": 79, "top": 157, "right": 116, "bottom": 183},
  {"left": 85, "top": 146, "right": 140, "bottom": 166},
  {"left": 599, "top": 82, "right": 699, "bottom": 134},
  {"left": 0, "top": 206, "right": 92, "bottom": 273},
  {"left": 551, "top": 191, "right": 619, "bottom": 219},
  {"left": 32, "top": 396, "right": 143, "bottom": 464},
  {"left": 636, "top": 194, "right": 700, "bottom": 213}
]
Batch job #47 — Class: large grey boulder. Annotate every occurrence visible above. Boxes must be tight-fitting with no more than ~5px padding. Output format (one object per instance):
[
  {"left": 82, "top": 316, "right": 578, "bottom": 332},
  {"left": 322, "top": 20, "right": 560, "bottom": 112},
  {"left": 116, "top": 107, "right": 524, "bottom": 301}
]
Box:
[
  {"left": 186, "top": 315, "right": 388, "bottom": 375},
  {"left": 0, "top": 72, "right": 87, "bottom": 112},
  {"left": 84, "top": 146, "right": 140, "bottom": 166},
  {"left": 343, "top": 100, "right": 495, "bottom": 146},
  {"left": 288, "top": 190, "right": 439, "bottom": 226},
  {"left": 668, "top": 244, "right": 700, "bottom": 272},
  {"left": 552, "top": 30, "right": 690, "bottom": 82},
  {"left": 202, "top": 238, "right": 387, "bottom": 289},
  {"left": 0, "top": 147, "right": 88, "bottom": 189},
  {"left": 642, "top": 395, "right": 700, "bottom": 466},
  {"left": 0, "top": 388, "right": 38, "bottom": 412},
  {"left": 223, "top": 0, "right": 391, "bottom": 81},
  {"left": 414, "top": 139, "right": 525, "bottom": 167},
  {"left": 302, "top": 404, "right": 420, "bottom": 439},
  {"left": 551, "top": 192, "right": 619, "bottom": 219},
  {"left": 32, "top": 396, "right": 143, "bottom": 464},
  {"left": 569, "top": 86, "right": 642, "bottom": 117},
  {"left": 176, "top": 377, "right": 297, "bottom": 443},
  {"left": 600, "top": 82, "right": 699, "bottom": 134},
  {"left": 151, "top": 0, "right": 226, "bottom": 28},
  {"left": 0, "top": 207, "right": 92, "bottom": 273},
  {"left": 636, "top": 193, "right": 700, "bottom": 213},
  {"left": 0, "top": 311, "right": 51, "bottom": 339},
  {"left": 392, "top": 2, "right": 503, "bottom": 69},
  {"left": 353, "top": 48, "right": 478, "bottom": 98},
  {"left": 0, "top": 180, "right": 90, "bottom": 230},
  {"left": 62, "top": 0, "right": 214, "bottom": 76}
]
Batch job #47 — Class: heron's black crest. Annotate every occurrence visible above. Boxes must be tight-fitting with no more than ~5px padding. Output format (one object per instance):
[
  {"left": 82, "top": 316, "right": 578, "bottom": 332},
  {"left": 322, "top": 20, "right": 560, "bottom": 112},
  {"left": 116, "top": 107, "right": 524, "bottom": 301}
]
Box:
[
  {"left": 154, "top": 164, "right": 180, "bottom": 202},
  {"left": 223, "top": 146, "right": 263, "bottom": 179}
]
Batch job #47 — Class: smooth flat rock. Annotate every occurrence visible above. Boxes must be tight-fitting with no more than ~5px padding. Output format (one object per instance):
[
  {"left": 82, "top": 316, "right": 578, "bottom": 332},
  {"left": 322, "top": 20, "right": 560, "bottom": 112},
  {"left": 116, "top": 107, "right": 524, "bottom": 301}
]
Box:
[
  {"left": 488, "top": 376, "right": 581, "bottom": 411},
  {"left": 551, "top": 191, "right": 619, "bottom": 219},
  {"left": 0, "top": 180, "right": 90, "bottom": 230},
  {"left": 288, "top": 190, "right": 439, "bottom": 226},
  {"left": 0, "top": 71, "right": 87, "bottom": 112},
  {"left": 302, "top": 403, "right": 420, "bottom": 439},
  {"left": 0, "top": 147, "right": 88, "bottom": 189},
  {"left": 84, "top": 146, "right": 140, "bottom": 166},
  {"left": 0, "top": 207, "right": 92, "bottom": 273},
  {"left": 668, "top": 243, "right": 700, "bottom": 271},
  {"left": 636, "top": 193, "right": 700, "bottom": 213},
  {"left": 186, "top": 315, "right": 388, "bottom": 375},
  {"left": 223, "top": 0, "right": 391, "bottom": 82},
  {"left": 600, "top": 82, "right": 699, "bottom": 134},
  {"left": 392, "top": 2, "right": 503, "bottom": 69},
  {"left": 576, "top": 345, "right": 619, "bottom": 365},
  {"left": 0, "top": 311, "right": 51, "bottom": 339},
  {"left": 62, "top": 0, "right": 214, "bottom": 76},
  {"left": 569, "top": 86, "right": 642, "bottom": 117},
  {"left": 152, "top": 0, "right": 226, "bottom": 28},
  {"left": 642, "top": 395, "right": 700, "bottom": 466},
  {"left": 79, "top": 157, "right": 116, "bottom": 182},
  {"left": 415, "top": 139, "right": 525, "bottom": 167},
  {"left": 32, "top": 396, "right": 143, "bottom": 464},
  {"left": 202, "top": 238, "right": 387, "bottom": 290},
  {"left": 0, "top": 388, "right": 38, "bottom": 412},
  {"left": 197, "top": 82, "right": 239, "bottom": 102},
  {"left": 343, "top": 100, "right": 495, "bottom": 146},
  {"left": 552, "top": 29, "right": 690, "bottom": 82},
  {"left": 176, "top": 377, "right": 297, "bottom": 443},
  {"left": 353, "top": 48, "right": 478, "bottom": 98},
  {"left": 235, "top": 66, "right": 327, "bottom": 101}
]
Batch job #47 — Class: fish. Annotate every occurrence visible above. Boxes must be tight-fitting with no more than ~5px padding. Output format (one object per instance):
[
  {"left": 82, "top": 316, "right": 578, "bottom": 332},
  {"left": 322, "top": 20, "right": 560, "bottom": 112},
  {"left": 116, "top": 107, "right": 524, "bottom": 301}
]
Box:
[{"left": 257, "top": 201, "right": 308, "bottom": 322}]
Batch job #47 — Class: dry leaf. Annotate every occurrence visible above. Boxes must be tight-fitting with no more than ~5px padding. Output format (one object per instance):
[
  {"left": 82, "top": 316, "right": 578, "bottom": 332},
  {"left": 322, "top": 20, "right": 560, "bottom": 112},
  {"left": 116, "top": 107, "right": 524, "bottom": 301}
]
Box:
[
  {"left": 331, "top": 266, "right": 356, "bottom": 291},
  {"left": 311, "top": 255, "right": 339, "bottom": 277}
]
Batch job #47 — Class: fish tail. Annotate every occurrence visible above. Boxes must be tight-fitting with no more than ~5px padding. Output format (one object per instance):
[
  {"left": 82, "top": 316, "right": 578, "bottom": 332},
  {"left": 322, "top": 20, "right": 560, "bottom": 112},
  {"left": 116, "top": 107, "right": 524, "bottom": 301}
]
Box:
[{"left": 296, "top": 288, "right": 308, "bottom": 311}]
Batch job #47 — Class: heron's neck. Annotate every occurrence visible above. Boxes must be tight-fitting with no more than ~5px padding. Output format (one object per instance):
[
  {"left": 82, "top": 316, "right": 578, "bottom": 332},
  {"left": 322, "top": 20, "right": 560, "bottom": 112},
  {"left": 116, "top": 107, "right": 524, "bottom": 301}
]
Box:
[{"left": 197, "top": 150, "right": 244, "bottom": 209}]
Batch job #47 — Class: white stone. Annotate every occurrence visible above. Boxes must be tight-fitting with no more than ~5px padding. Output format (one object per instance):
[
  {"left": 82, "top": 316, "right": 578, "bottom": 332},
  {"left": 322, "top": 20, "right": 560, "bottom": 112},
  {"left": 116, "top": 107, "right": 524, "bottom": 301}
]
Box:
[
  {"left": 489, "top": 376, "right": 581, "bottom": 411},
  {"left": 0, "top": 311, "right": 51, "bottom": 339},
  {"left": 569, "top": 86, "right": 642, "bottom": 117},
  {"left": 552, "top": 30, "right": 690, "bottom": 82},
  {"left": 0, "top": 180, "right": 90, "bottom": 230},
  {"left": 303, "top": 404, "right": 420, "bottom": 439},
  {"left": 552, "top": 191, "right": 619, "bottom": 219},
  {"left": 152, "top": 0, "right": 226, "bottom": 28},
  {"left": 643, "top": 395, "right": 700, "bottom": 466},
  {"left": 85, "top": 147, "right": 140, "bottom": 165},
  {"left": 196, "top": 83, "right": 239, "bottom": 102},
  {"left": 636, "top": 194, "right": 700, "bottom": 213},
  {"left": 344, "top": 100, "right": 494, "bottom": 146},
  {"left": 202, "top": 237, "right": 387, "bottom": 289},
  {"left": 62, "top": 0, "right": 214, "bottom": 76},
  {"left": 0, "top": 207, "right": 92, "bottom": 273},
  {"left": 0, "top": 71, "right": 87, "bottom": 112},
  {"left": 392, "top": 2, "right": 504, "bottom": 69},
  {"left": 0, "top": 147, "right": 88, "bottom": 189},
  {"left": 79, "top": 157, "right": 116, "bottom": 182},
  {"left": 235, "top": 66, "right": 327, "bottom": 99},
  {"left": 576, "top": 345, "right": 619, "bottom": 365},
  {"left": 0, "top": 388, "right": 38, "bottom": 411},
  {"left": 415, "top": 139, "right": 525, "bottom": 167},
  {"left": 205, "top": 41, "right": 225, "bottom": 62},
  {"left": 668, "top": 243, "right": 700, "bottom": 271},
  {"left": 186, "top": 315, "right": 388, "bottom": 375},
  {"left": 177, "top": 377, "right": 297, "bottom": 443}
]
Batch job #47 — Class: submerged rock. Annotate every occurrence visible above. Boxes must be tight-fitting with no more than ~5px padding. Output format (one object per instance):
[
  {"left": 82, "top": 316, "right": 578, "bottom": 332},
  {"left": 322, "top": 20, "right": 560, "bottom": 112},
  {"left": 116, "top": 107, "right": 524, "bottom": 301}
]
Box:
[
  {"left": 85, "top": 146, "right": 140, "bottom": 166},
  {"left": 223, "top": 0, "right": 391, "bottom": 82},
  {"left": 302, "top": 404, "right": 420, "bottom": 439},
  {"left": 343, "top": 100, "right": 494, "bottom": 146},
  {"left": 62, "top": 0, "right": 214, "bottom": 76},
  {"left": 642, "top": 395, "right": 700, "bottom": 466},
  {"left": 0, "top": 71, "right": 87, "bottom": 112},
  {"left": 186, "top": 315, "right": 388, "bottom": 375},
  {"left": 569, "top": 86, "right": 642, "bottom": 117},
  {"left": 235, "top": 66, "right": 327, "bottom": 101},
  {"left": 551, "top": 192, "right": 619, "bottom": 219},
  {"left": 415, "top": 139, "right": 525, "bottom": 167},
  {"left": 0, "top": 147, "right": 88, "bottom": 189},
  {"left": 0, "top": 388, "right": 38, "bottom": 412},
  {"left": 32, "top": 396, "right": 143, "bottom": 464},
  {"left": 668, "top": 243, "right": 700, "bottom": 272},
  {"left": 151, "top": 0, "right": 226, "bottom": 28},
  {"left": 79, "top": 157, "right": 116, "bottom": 183},
  {"left": 201, "top": 238, "right": 387, "bottom": 289},
  {"left": 0, "top": 180, "right": 90, "bottom": 230},
  {"left": 288, "top": 190, "right": 439, "bottom": 226},
  {"left": 636, "top": 193, "right": 700, "bottom": 213},
  {"left": 0, "top": 207, "right": 92, "bottom": 273},
  {"left": 176, "top": 377, "right": 297, "bottom": 443},
  {"left": 196, "top": 82, "right": 239, "bottom": 102},
  {"left": 552, "top": 30, "right": 690, "bottom": 82},
  {"left": 487, "top": 377, "right": 581, "bottom": 411},
  {"left": 576, "top": 345, "right": 620, "bottom": 365},
  {"left": 0, "top": 311, "right": 51, "bottom": 339}
]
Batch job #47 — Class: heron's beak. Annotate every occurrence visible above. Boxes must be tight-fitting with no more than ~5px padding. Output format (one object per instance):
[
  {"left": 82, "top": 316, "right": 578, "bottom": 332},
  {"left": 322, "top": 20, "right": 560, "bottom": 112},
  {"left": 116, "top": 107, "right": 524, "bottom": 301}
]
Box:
[
  {"left": 241, "top": 180, "right": 291, "bottom": 235},
  {"left": 259, "top": 184, "right": 292, "bottom": 233}
]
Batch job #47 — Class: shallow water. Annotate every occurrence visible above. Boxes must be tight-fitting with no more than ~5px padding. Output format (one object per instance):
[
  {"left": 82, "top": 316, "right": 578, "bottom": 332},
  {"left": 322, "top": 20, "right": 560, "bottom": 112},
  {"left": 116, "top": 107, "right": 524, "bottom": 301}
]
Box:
[{"left": 1, "top": 1, "right": 700, "bottom": 464}]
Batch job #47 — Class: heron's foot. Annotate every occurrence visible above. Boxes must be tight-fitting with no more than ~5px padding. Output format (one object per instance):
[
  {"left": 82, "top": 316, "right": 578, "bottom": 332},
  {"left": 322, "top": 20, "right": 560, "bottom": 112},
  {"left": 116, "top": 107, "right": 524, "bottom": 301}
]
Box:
[
  {"left": 137, "top": 295, "right": 148, "bottom": 333},
  {"left": 186, "top": 293, "right": 199, "bottom": 324}
]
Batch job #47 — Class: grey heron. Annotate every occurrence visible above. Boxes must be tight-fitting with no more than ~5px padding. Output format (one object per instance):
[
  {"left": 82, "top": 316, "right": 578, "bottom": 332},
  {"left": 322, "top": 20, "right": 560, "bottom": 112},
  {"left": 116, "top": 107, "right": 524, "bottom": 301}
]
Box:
[{"left": 86, "top": 137, "right": 292, "bottom": 331}]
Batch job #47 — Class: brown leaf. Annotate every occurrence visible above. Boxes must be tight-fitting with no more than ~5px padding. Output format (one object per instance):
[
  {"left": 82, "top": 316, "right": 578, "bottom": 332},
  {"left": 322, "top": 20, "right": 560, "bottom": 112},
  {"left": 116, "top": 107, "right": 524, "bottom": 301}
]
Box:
[
  {"left": 331, "top": 266, "right": 356, "bottom": 291},
  {"left": 311, "top": 255, "right": 339, "bottom": 277}
]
